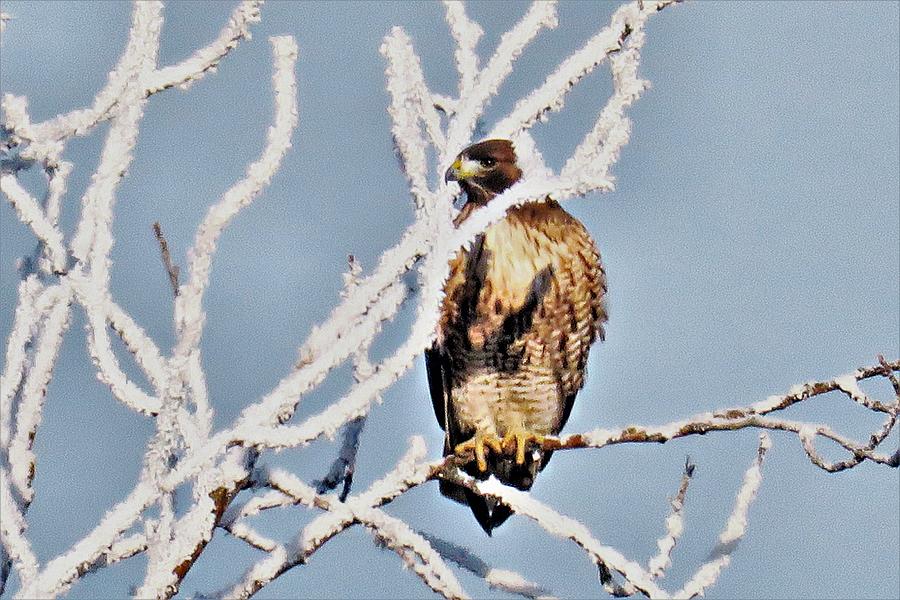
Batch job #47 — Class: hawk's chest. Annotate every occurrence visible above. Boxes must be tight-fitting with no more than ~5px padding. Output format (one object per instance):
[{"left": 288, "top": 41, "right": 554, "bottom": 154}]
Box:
[{"left": 439, "top": 207, "right": 554, "bottom": 348}]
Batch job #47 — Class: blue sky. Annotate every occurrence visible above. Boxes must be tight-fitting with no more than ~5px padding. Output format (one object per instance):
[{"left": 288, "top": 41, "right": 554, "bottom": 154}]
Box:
[{"left": 1, "top": 1, "right": 898, "bottom": 598}]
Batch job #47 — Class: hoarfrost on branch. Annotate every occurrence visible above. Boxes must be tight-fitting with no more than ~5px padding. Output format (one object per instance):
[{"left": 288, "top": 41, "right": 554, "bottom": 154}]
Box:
[{"left": 0, "top": 1, "right": 897, "bottom": 598}]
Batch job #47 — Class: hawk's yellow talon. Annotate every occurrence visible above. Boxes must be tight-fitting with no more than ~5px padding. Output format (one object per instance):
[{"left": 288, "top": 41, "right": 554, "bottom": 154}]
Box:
[
  {"left": 455, "top": 432, "right": 504, "bottom": 472},
  {"left": 502, "top": 429, "right": 546, "bottom": 465},
  {"left": 475, "top": 437, "right": 487, "bottom": 472},
  {"left": 484, "top": 436, "right": 503, "bottom": 455}
]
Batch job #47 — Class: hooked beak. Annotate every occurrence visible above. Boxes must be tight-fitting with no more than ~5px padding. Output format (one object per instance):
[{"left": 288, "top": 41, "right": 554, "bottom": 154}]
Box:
[{"left": 444, "top": 158, "right": 461, "bottom": 183}]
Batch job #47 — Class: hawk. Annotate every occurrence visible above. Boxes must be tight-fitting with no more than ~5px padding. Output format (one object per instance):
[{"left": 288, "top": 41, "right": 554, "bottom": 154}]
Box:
[{"left": 427, "top": 139, "right": 608, "bottom": 533}]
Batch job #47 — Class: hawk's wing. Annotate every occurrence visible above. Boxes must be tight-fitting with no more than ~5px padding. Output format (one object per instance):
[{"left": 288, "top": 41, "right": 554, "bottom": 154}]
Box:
[
  {"left": 425, "top": 344, "right": 450, "bottom": 432},
  {"left": 545, "top": 215, "right": 607, "bottom": 427},
  {"left": 502, "top": 201, "right": 607, "bottom": 430}
]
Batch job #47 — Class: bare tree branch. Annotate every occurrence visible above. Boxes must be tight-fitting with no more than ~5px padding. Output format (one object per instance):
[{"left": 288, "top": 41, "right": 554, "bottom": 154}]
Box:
[{"left": 152, "top": 221, "right": 180, "bottom": 297}]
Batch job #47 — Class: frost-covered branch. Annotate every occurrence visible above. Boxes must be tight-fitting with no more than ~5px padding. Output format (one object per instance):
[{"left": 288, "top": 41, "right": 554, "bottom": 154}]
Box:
[
  {"left": 314, "top": 257, "right": 373, "bottom": 501},
  {"left": 647, "top": 458, "right": 694, "bottom": 579},
  {"left": 0, "top": 1, "right": 290, "bottom": 596},
  {"left": 508, "top": 359, "right": 899, "bottom": 472},
  {"left": 674, "top": 435, "right": 771, "bottom": 599},
  {"left": 1, "top": 1, "right": 262, "bottom": 149},
  {"left": 421, "top": 533, "right": 556, "bottom": 600},
  {"left": 0, "top": 175, "right": 66, "bottom": 273}
]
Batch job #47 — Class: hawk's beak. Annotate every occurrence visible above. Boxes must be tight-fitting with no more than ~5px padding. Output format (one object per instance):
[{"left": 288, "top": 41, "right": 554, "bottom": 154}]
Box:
[{"left": 445, "top": 158, "right": 461, "bottom": 183}]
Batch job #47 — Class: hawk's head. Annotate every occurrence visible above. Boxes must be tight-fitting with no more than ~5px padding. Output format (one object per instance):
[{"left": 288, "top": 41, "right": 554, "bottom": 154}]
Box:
[{"left": 445, "top": 139, "right": 522, "bottom": 204}]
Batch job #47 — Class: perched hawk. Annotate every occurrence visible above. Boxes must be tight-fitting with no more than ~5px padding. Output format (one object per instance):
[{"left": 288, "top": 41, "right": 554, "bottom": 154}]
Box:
[{"left": 427, "top": 139, "right": 608, "bottom": 533}]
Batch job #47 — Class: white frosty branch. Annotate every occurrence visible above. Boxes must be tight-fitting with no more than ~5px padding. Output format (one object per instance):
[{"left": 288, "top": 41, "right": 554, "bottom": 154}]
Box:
[
  {"left": 675, "top": 435, "right": 771, "bottom": 599},
  {"left": 446, "top": 1, "right": 558, "bottom": 152},
  {"left": 135, "top": 34, "right": 299, "bottom": 599},
  {"left": 381, "top": 28, "right": 443, "bottom": 211},
  {"left": 647, "top": 458, "right": 694, "bottom": 579},
  {"left": 6, "top": 284, "right": 72, "bottom": 502},
  {"left": 0, "top": 175, "right": 67, "bottom": 273},
  {"left": 360, "top": 507, "right": 469, "bottom": 600},
  {"left": 223, "top": 438, "right": 434, "bottom": 598},
  {"left": 144, "top": 0, "right": 264, "bottom": 95},
  {"left": 2, "top": 1, "right": 263, "bottom": 148},
  {"left": 471, "top": 476, "right": 666, "bottom": 599},
  {"left": 175, "top": 34, "right": 298, "bottom": 351},
  {"left": 315, "top": 256, "right": 374, "bottom": 500},
  {"left": 443, "top": 1, "right": 483, "bottom": 97},
  {"left": 0, "top": 466, "right": 37, "bottom": 589},
  {"left": 0, "top": 276, "right": 47, "bottom": 449},
  {"left": 422, "top": 532, "right": 556, "bottom": 599}
]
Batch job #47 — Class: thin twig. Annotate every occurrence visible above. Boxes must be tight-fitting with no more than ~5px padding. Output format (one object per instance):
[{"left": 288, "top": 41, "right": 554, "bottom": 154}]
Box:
[{"left": 152, "top": 221, "right": 180, "bottom": 297}]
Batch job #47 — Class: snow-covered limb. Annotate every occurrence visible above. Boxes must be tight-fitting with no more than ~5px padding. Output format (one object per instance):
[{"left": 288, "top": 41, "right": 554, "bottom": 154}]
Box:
[
  {"left": 224, "top": 519, "right": 280, "bottom": 554},
  {"left": 18, "top": 482, "right": 158, "bottom": 598},
  {"left": 648, "top": 458, "right": 694, "bottom": 579},
  {"left": 430, "top": 436, "right": 770, "bottom": 599},
  {"left": 236, "top": 235, "right": 412, "bottom": 430},
  {"left": 160, "top": 266, "right": 410, "bottom": 489},
  {"left": 71, "top": 274, "right": 162, "bottom": 415},
  {"left": 0, "top": 276, "right": 47, "bottom": 449},
  {"left": 446, "top": 1, "right": 558, "bottom": 153},
  {"left": 315, "top": 257, "right": 374, "bottom": 500},
  {"left": 96, "top": 532, "right": 148, "bottom": 570},
  {"left": 421, "top": 533, "right": 556, "bottom": 600},
  {"left": 468, "top": 475, "right": 668, "bottom": 599},
  {"left": 492, "top": 1, "right": 669, "bottom": 140},
  {"left": 0, "top": 174, "right": 67, "bottom": 273},
  {"left": 144, "top": 0, "right": 264, "bottom": 95},
  {"left": 6, "top": 284, "right": 71, "bottom": 501},
  {"left": 443, "top": 1, "right": 483, "bottom": 97},
  {"left": 381, "top": 28, "right": 445, "bottom": 211},
  {"left": 223, "top": 438, "right": 433, "bottom": 598},
  {"left": 175, "top": 35, "right": 298, "bottom": 353},
  {"left": 3, "top": 1, "right": 263, "bottom": 148},
  {"left": 220, "top": 488, "right": 289, "bottom": 553},
  {"left": 135, "top": 451, "right": 250, "bottom": 598},
  {"left": 595, "top": 457, "right": 694, "bottom": 597},
  {"left": 104, "top": 299, "right": 168, "bottom": 395},
  {"left": 316, "top": 264, "right": 381, "bottom": 502},
  {"left": 361, "top": 508, "right": 469, "bottom": 600},
  {"left": 562, "top": 2, "right": 647, "bottom": 193},
  {"left": 674, "top": 435, "right": 771, "bottom": 599},
  {"left": 228, "top": 444, "right": 469, "bottom": 600},
  {"left": 420, "top": 359, "right": 899, "bottom": 472},
  {"left": 42, "top": 160, "right": 71, "bottom": 229},
  {"left": 0, "top": 281, "right": 71, "bottom": 595},
  {"left": 132, "top": 35, "right": 298, "bottom": 597},
  {"left": 51, "top": 4, "right": 159, "bottom": 211},
  {"left": 222, "top": 488, "right": 293, "bottom": 526},
  {"left": 0, "top": 466, "right": 37, "bottom": 591}
]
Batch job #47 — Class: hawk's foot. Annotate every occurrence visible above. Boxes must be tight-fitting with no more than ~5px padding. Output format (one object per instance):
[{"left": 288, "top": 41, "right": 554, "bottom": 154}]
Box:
[
  {"left": 455, "top": 432, "right": 503, "bottom": 473},
  {"left": 501, "top": 428, "right": 546, "bottom": 465}
]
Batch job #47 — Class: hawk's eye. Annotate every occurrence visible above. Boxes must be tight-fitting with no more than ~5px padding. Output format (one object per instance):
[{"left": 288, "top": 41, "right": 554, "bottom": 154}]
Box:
[{"left": 481, "top": 158, "right": 496, "bottom": 167}]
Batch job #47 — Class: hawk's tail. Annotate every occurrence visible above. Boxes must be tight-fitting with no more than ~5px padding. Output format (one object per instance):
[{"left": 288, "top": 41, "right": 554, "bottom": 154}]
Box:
[{"left": 439, "top": 439, "right": 551, "bottom": 535}]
